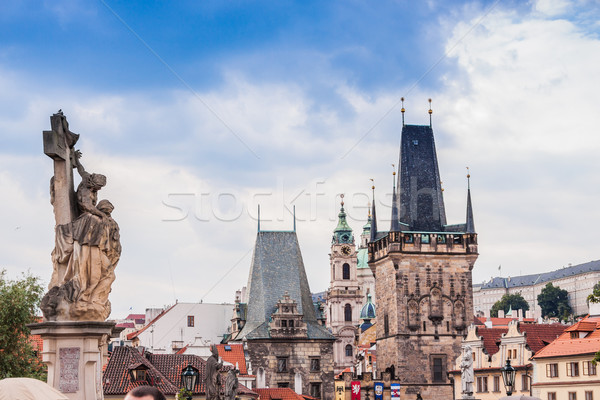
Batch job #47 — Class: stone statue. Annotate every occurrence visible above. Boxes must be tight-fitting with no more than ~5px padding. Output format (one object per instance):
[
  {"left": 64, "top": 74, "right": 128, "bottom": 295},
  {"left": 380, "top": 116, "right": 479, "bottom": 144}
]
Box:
[
  {"left": 460, "top": 345, "right": 474, "bottom": 397},
  {"left": 205, "top": 344, "right": 223, "bottom": 400},
  {"left": 224, "top": 368, "right": 239, "bottom": 400},
  {"left": 41, "top": 111, "right": 121, "bottom": 322}
]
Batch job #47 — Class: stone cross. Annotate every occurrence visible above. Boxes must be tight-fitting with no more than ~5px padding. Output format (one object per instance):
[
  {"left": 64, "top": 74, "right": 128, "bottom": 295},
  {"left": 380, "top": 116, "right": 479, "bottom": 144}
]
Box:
[{"left": 43, "top": 111, "right": 79, "bottom": 225}]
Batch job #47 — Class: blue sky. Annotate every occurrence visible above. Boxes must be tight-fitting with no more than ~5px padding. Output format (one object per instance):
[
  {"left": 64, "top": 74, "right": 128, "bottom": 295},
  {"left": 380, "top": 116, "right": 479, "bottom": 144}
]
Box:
[{"left": 1, "top": 0, "right": 600, "bottom": 319}]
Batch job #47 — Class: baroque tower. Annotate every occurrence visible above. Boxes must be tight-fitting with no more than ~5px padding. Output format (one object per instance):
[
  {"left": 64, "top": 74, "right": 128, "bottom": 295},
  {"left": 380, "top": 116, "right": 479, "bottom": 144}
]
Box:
[
  {"left": 326, "top": 196, "right": 363, "bottom": 375},
  {"left": 368, "top": 117, "right": 478, "bottom": 398}
]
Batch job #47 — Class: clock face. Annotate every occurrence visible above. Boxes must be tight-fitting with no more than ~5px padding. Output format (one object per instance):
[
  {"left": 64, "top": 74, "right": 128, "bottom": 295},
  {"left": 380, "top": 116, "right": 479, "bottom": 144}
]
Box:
[{"left": 341, "top": 245, "right": 352, "bottom": 255}]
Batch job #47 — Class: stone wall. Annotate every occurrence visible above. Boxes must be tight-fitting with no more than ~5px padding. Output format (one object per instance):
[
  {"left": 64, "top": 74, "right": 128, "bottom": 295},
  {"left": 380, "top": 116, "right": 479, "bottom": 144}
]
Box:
[{"left": 247, "top": 339, "right": 335, "bottom": 400}]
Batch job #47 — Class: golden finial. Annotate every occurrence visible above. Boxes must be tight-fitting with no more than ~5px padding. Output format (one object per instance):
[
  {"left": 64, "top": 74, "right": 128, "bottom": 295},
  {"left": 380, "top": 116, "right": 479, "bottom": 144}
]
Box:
[
  {"left": 466, "top": 167, "right": 471, "bottom": 190},
  {"left": 440, "top": 180, "right": 444, "bottom": 192},
  {"left": 392, "top": 163, "right": 396, "bottom": 176},
  {"left": 428, "top": 98, "right": 433, "bottom": 127},
  {"left": 466, "top": 166, "right": 471, "bottom": 179},
  {"left": 401, "top": 97, "right": 405, "bottom": 126},
  {"left": 340, "top": 193, "right": 345, "bottom": 207},
  {"left": 370, "top": 178, "right": 375, "bottom": 191}
]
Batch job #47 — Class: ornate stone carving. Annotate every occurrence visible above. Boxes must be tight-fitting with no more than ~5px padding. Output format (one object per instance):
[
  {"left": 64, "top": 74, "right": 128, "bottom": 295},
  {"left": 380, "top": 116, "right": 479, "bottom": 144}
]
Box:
[
  {"left": 460, "top": 345, "right": 474, "bottom": 397},
  {"left": 41, "top": 111, "right": 121, "bottom": 322},
  {"left": 205, "top": 344, "right": 223, "bottom": 400},
  {"left": 224, "top": 368, "right": 239, "bottom": 400}
]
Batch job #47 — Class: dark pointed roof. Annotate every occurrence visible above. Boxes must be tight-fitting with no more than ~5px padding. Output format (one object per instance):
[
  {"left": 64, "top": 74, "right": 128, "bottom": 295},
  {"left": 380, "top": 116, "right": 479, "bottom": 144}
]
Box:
[
  {"left": 370, "top": 194, "right": 378, "bottom": 242},
  {"left": 397, "top": 125, "right": 447, "bottom": 232},
  {"left": 466, "top": 183, "right": 475, "bottom": 234},
  {"left": 390, "top": 178, "right": 400, "bottom": 232},
  {"left": 235, "top": 231, "right": 334, "bottom": 340}
]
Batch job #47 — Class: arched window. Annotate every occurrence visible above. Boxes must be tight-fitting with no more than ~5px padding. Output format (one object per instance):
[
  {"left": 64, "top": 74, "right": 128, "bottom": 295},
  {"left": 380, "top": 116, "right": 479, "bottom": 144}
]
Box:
[
  {"left": 342, "top": 263, "right": 350, "bottom": 280},
  {"left": 344, "top": 304, "right": 352, "bottom": 322},
  {"left": 345, "top": 344, "right": 353, "bottom": 357}
]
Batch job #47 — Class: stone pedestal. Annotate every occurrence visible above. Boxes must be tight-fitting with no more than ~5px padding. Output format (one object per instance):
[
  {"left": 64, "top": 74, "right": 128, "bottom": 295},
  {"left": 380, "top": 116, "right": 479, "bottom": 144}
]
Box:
[{"left": 29, "top": 321, "right": 115, "bottom": 400}]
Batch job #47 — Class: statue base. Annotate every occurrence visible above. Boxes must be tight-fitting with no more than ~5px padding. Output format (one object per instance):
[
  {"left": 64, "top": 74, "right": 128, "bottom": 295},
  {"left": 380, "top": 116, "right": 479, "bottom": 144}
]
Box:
[{"left": 28, "top": 321, "right": 115, "bottom": 400}]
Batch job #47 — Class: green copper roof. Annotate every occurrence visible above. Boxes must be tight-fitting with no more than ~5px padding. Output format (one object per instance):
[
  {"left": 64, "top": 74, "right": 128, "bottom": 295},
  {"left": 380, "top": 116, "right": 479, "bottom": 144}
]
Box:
[
  {"left": 360, "top": 293, "right": 376, "bottom": 320},
  {"left": 332, "top": 204, "right": 354, "bottom": 244},
  {"left": 357, "top": 248, "right": 369, "bottom": 269}
]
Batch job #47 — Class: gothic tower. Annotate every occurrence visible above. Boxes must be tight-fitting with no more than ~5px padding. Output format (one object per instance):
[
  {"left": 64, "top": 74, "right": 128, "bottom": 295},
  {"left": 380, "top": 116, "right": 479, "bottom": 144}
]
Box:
[
  {"left": 326, "top": 197, "right": 363, "bottom": 375},
  {"left": 368, "top": 120, "right": 478, "bottom": 398}
]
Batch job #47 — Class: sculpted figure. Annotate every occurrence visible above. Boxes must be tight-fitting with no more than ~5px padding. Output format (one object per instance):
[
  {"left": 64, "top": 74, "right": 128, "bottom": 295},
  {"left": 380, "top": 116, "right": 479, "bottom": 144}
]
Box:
[
  {"left": 460, "top": 345, "right": 474, "bottom": 396},
  {"left": 41, "top": 112, "right": 120, "bottom": 321},
  {"left": 205, "top": 345, "right": 223, "bottom": 400},
  {"left": 224, "top": 368, "right": 239, "bottom": 400}
]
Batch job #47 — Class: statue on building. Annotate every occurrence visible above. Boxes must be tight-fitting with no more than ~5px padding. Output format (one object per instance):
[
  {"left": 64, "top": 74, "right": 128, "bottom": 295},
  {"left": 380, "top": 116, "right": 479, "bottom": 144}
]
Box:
[
  {"left": 460, "top": 345, "right": 474, "bottom": 397},
  {"left": 40, "top": 111, "right": 121, "bottom": 322},
  {"left": 224, "top": 368, "right": 239, "bottom": 400},
  {"left": 205, "top": 344, "right": 223, "bottom": 400}
]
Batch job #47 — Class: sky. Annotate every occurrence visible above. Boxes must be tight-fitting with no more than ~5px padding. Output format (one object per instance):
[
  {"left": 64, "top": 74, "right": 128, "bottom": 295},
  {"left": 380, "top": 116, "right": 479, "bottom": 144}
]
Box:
[{"left": 1, "top": 0, "right": 600, "bottom": 320}]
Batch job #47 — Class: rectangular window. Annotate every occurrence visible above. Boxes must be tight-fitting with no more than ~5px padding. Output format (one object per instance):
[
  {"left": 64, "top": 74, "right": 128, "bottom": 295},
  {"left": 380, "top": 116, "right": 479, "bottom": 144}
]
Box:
[
  {"left": 493, "top": 376, "right": 500, "bottom": 392},
  {"left": 584, "top": 361, "right": 597, "bottom": 376},
  {"left": 546, "top": 363, "right": 559, "bottom": 378},
  {"left": 384, "top": 314, "right": 389, "bottom": 336},
  {"left": 310, "top": 383, "right": 321, "bottom": 399},
  {"left": 310, "top": 358, "right": 320, "bottom": 372},
  {"left": 569, "top": 392, "right": 577, "bottom": 400},
  {"left": 277, "top": 382, "right": 289, "bottom": 388},
  {"left": 187, "top": 316, "right": 194, "bottom": 327},
  {"left": 521, "top": 374, "right": 529, "bottom": 391},
  {"left": 476, "top": 376, "right": 488, "bottom": 393},
  {"left": 585, "top": 391, "right": 593, "bottom": 400},
  {"left": 281, "top": 320, "right": 287, "bottom": 327},
  {"left": 568, "top": 362, "right": 580, "bottom": 377},
  {"left": 548, "top": 393, "right": 556, "bottom": 400},
  {"left": 289, "top": 320, "right": 294, "bottom": 328},
  {"left": 431, "top": 356, "right": 445, "bottom": 382},
  {"left": 277, "top": 357, "right": 288, "bottom": 373}
]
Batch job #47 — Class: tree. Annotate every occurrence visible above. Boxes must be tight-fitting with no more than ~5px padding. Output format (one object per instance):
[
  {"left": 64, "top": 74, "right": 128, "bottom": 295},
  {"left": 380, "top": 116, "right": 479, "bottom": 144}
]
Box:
[
  {"left": 537, "top": 282, "right": 572, "bottom": 320},
  {"left": 0, "top": 270, "right": 46, "bottom": 379},
  {"left": 587, "top": 281, "right": 600, "bottom": 304},
  {"left": 490, "top": 293, "right": 530, "bottom": 318}
]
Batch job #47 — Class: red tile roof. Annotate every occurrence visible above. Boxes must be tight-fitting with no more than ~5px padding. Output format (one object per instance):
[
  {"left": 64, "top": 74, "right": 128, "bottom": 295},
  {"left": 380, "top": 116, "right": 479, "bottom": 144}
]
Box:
[
  {"left": 116, "top": 322, "right": 135, "bottom": 329},
  {"left": 126, "top": 314, "right": 146, "bottom": 320},
  {"left": 519, "top": 323, "right": 566, "bottom": 353},
  {"left": 534, "top": 316, "right": 600, "bottom": 359},
  {"left": 254, "top": 388, "right": 306, "bottom": 400},
  {"left": 477, "top": 327, "right": 508, "bottom": 356},
  {"left": 217, "top": 344, "right": 248, "bottom": 375}
]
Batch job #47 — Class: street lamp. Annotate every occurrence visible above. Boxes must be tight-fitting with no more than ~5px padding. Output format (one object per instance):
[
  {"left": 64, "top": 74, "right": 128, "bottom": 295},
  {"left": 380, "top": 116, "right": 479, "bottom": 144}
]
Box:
[
  {"left": 501, "top": 359, "right": 516, "bottom": 396},
  {"left": 181, "top": 365, "right": 199, "bottom": 400}
]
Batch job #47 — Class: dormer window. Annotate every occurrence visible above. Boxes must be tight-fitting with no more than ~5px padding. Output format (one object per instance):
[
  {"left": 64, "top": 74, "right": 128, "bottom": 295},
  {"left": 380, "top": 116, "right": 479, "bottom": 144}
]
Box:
[{"left": 129, "top": 365, "right": 149, "bottom": 382}]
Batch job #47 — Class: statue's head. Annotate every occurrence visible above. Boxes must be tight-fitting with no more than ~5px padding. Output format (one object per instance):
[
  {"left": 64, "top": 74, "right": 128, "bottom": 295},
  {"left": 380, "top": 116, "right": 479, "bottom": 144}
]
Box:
[
  {"left": 97, "top": 199, "right": 114, "bottom": 216},
  {"left": 211, "top": 344, "right": 219, "bottom": 357},
  {"left": 88, "top": 173, "right": 107, "bottom": 190}
]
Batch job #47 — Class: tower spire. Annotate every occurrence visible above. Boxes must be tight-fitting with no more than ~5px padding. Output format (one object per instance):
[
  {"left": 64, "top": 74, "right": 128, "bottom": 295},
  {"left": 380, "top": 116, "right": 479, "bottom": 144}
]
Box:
[
  {"left": 401, "top": 97, "right": 405, "bottom": 127},
  {"left": 390, "top": 165, "right": 400, "bottom": 232},
  {"left": 370, "top": 181, "right": 378, "bottom": 242},
  {"left": 465, "top": 167, "right": 475, "bottom": 234},
  {"left": 333, "top": 194, "right": 353, "bottom": 244},
  {"left": 428, "top": 98, "right": 433, "bottom": 127}
]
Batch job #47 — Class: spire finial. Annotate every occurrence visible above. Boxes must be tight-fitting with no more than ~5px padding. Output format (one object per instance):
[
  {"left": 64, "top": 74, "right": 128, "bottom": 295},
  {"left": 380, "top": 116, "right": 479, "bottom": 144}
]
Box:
[
  {"left": 370, "top": 180, "right": 378, "bottom": 242},
  {"left": 466, "top": 166, "right": 471, "bottom": 190},
  {"left": 401, "top": 97, "right": 405, "bottom": 126},
  {"left": 392, "top": 164, "right": 396, "bottom": 188},
  {"left": 258, "top": 204, "right": 261, "bottom": 232},
  {"left": 428, "top": 98, "right": 433, "bottom": 127},
  {"left": 340, "top": 193, "right": 345, "bottom": 207}
]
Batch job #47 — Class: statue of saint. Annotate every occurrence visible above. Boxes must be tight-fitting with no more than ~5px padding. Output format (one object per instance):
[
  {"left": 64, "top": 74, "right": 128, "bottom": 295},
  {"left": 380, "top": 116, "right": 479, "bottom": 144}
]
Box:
[
  {"left": 224, "top": 368, "right": 239, "bottom": 400},
  {"left": 41, "top": 112, "right": 121, "bottom": 322},
  {"left": 205, "top": 345, "right": 223, "bottom": 400},
  {"left": 460, "top": 345, "right": 474, "bottom": 397}
]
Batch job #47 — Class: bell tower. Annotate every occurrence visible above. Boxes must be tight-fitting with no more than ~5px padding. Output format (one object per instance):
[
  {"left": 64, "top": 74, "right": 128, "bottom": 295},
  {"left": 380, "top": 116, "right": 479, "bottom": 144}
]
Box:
[
  {"left": 369, "top": 111, "right": 478, "bottom": 398},
  {"left": 326, "top": 195, "right": 363, "bottom": 375}
]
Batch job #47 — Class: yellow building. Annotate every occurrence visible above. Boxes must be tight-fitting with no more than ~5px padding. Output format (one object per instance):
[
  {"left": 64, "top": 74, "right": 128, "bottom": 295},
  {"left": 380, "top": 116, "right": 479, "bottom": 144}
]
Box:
[
  {"left": 532, "top": 316, "right": 600, "bottom": 400},
  {"left": 450, "top": 320, "right": 565, "bottom": 399}
]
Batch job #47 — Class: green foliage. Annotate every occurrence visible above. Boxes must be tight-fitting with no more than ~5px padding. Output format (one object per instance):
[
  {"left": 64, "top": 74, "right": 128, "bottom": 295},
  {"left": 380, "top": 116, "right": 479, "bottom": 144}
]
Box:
[
  {"left": 587, "top": 281, "right": 600, "bottom": 304},
  {"left": 537, "top": 282, "right": 572, "bottom": 320},
  {"left": 490, "top": 293, "right": 530, "bottom": 318},
  {"left": 177, "top": 387, "right": 193, "bottom": 400},
  {"left": 0, "top": 270, "right": 46, "bottom": 380}
]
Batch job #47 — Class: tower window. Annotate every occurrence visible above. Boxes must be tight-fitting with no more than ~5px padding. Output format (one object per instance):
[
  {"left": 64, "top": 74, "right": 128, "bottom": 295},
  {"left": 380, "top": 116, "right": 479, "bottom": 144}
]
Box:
[
  {"left": 187, "top": 316, "right": 194, "bottom": 327},
  {"left": 384, "top": 314, "right": 389, "bottom": 336},
  {"left": 344, "top": 304, "right": 352, "bottom": 322},
  {"left": 277, "top": 357, "right": 288, "bottom": 373},
  {"left": 345, "top": 345, "right": 353, "bottom": 357},
  {"left": 343, "top": 263, "right": 350, "bottom": 280}
]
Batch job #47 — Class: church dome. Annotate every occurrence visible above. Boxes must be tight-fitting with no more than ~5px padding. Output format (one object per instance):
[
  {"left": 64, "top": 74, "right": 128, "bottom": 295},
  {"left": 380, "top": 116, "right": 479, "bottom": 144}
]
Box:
[{"left": 360, "top": 293, "right": 376, "bottom": 320}]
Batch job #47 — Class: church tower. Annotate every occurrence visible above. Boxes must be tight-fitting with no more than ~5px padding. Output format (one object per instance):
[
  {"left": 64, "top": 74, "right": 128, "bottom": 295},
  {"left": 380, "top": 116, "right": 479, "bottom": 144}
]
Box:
[
  {"left": 327, "top": 196, "right": 363, "bottom": 375},
  {"left": 369, "top": 112, "right": 478, "bottom": 398}
]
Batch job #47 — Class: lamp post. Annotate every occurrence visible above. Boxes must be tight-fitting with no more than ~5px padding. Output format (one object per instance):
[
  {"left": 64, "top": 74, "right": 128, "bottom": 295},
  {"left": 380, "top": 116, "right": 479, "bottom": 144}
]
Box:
[
  {"left": 181, "top": 365, "right": 199, "bottom": 400},
  {"left": 501, "top": 359, "right": 516, "bottom": 397}
]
